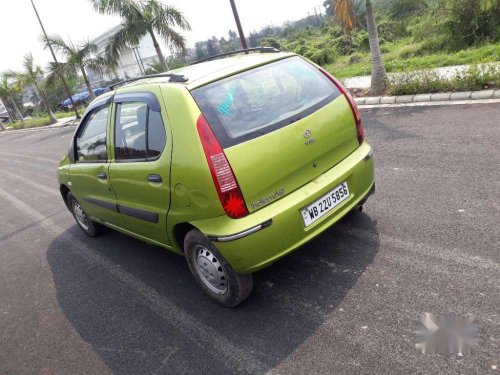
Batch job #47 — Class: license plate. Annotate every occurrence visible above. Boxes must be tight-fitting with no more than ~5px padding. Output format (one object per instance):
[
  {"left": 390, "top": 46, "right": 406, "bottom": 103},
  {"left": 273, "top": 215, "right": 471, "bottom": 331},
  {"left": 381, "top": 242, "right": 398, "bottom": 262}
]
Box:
[{"left": 300, "top": 182, "right": 350, "bottom": 227}]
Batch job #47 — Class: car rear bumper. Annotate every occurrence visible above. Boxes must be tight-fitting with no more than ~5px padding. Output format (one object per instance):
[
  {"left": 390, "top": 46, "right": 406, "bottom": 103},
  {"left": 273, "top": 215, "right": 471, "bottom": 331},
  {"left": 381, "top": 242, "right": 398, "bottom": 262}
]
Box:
[{"left": 191, "top": 142, "right": 375, "bottom": 274}]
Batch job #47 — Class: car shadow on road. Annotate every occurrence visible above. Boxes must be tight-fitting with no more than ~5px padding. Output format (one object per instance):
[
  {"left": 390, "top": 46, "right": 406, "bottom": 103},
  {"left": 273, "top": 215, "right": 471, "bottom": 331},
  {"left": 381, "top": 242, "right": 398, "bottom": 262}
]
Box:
[{"left": 46, "top": 210, "right": 379, "bottom": 374}]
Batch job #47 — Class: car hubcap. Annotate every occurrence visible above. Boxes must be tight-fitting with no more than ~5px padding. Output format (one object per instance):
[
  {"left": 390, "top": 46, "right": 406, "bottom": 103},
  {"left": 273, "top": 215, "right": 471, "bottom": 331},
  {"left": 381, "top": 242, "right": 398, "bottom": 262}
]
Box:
[
  {"left": 73, "top": 201, "right": 90, "bottom": 231},
  {"left": 193, "top": 245, "right": 228, "bottom": 295}
]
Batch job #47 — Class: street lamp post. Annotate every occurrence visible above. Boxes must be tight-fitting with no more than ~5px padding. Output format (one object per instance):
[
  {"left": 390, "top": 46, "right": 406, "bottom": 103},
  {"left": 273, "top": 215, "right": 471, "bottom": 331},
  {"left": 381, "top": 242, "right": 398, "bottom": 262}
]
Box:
[
  {"left": 30, "top": 0, "right": 80, "bottom": 119},
  {"left": 229, "top": 0, "right": 248, "bottom": 50},
  {"left": 132, "top": 46, "right": 145, "bottom": 75}
]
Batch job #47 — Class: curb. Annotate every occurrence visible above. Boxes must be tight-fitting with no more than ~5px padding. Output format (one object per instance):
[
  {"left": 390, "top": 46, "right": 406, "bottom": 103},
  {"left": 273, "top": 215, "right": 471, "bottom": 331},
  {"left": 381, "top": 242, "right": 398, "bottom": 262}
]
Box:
[
  {"left": 354, "top": 89, "right": 500, "bottom": 106},
  {"left": 1, "top": 117, "right": 78, "bottom": 134}
]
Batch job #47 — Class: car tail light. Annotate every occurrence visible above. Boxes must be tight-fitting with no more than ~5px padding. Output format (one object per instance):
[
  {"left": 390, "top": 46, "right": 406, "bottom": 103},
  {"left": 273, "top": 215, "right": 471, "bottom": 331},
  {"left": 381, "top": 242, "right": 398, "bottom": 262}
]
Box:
[
  {"left": 319, "top": 67, "right": 364, "bottom": 144},
  {"left": 196, "top": 114, "right": 249, "bottom": 219}
]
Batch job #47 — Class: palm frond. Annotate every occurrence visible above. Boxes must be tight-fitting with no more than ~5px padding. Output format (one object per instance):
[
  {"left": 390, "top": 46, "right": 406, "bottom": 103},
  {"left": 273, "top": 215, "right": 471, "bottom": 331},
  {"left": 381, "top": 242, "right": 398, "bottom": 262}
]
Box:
[
  {"left": 150, "top": 2, "right": 191, "bottom": 31},
  {"left": 73, "top": 40, "right": 99, "bottom": 67},
  {"left": 90, "top": 0, "right": 141, "bottom": 19},
  {"left": 165, "top": 29, "right": 187, "bottom": 53},
  {"left": 42, "top": 34, "right": 77, "bottom": 57},
  {"left": 78, "top": 40, "right": 100, "bottom": 57},
  {"left": 150, "top": 3, "right": 190, "bottom": 52},
  {"left": 0, "top": 74, "right": 22, "bottom": 96},
  {"left": 144, "top": 60, "right": 163, "bottom": 74},
  {"left": 91, "top": 0, "right": 190, "bottom": 65},
  {"left": 44, "top": 61, "right": 78, "bottom": 88},
  {"left": 44, "top": 63, "right": 60, "bottom": 88},
  {"left": 85, "top": 55, "right": 117, "bottom": 75},
  {"left": 104, "top": 20, "right": 147, "bottom": 62}
]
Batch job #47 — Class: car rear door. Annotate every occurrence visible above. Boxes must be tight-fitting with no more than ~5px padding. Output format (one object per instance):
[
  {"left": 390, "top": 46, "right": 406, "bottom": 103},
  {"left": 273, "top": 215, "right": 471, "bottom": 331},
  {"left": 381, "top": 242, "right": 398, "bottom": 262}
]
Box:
[
  {"left": 107, "top": 90, "right": 172, "bottom": 246},
  {"left": 69, "top": 101, "right": 123, "bottom": 226}
]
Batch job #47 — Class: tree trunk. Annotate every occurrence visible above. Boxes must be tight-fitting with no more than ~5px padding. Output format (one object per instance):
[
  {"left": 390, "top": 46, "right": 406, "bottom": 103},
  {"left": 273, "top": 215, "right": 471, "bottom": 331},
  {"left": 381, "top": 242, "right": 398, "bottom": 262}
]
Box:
[
  {"left": 12, "top": 99, "right": 24, "bottom": 126},
  {"left": 1, "top": 96, "right": 16, "bottom": 122},
  {"left": 81, "top": 66, "right": 96, "bottom": 100},
  {"left": 149, "top": 30, "right": 169, "bottom": 72},
  {"left": 43, "top": 91, "right": 57, "bottom": 125},
  {"left": 365, "top": 0, "right": 388, "bottom": 95},
  {"left": 35, "top": 82, "right": 57, "bottom": 125},
  {"left": 0, "top": 119, "right": 5, "bottom": 131}
]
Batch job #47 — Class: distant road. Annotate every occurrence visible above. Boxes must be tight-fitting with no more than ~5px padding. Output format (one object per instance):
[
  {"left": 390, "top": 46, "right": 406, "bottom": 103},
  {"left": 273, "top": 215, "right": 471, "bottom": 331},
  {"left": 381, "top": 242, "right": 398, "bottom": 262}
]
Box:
[{"left": 343, "top": 62, "right": 500, "bottom": 89}]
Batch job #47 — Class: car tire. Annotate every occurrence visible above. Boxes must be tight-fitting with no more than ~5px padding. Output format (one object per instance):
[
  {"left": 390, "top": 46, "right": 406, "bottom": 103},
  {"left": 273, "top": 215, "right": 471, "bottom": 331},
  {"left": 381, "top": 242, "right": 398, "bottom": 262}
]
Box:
[
  {"left": 67, "top": 192, "right": 106, "bottom": 237},
  {"left": 184, "top": 228, "right": 253, "bottom": 307}
]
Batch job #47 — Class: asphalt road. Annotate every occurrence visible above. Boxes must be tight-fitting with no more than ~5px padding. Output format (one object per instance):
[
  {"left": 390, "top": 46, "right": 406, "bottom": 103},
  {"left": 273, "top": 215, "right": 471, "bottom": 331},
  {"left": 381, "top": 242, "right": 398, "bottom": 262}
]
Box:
[{"left": 0, "top": 103, "right": 499, "bottom": 375}]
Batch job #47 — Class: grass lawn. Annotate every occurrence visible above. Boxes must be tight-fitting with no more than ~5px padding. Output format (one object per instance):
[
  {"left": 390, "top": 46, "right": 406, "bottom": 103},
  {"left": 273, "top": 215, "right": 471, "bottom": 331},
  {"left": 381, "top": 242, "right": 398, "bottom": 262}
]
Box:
[
  {"left": 8, "top": 111, "right": 76, "bottom": 130},
  {"left": 324, "top": 39, "right": 500, "bottom": 78}
]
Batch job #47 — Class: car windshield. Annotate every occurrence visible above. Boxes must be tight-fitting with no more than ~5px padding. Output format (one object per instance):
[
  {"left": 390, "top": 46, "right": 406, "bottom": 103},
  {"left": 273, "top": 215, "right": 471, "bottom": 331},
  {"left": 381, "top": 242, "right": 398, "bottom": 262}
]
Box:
[{"left": 192, "top": 56, "right": 340, "bottom": 147}]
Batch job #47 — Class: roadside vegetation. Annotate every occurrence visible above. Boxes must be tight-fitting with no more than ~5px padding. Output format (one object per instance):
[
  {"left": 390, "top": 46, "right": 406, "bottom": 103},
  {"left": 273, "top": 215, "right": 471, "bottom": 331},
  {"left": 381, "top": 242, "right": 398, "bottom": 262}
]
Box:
[
  {"left": 1, "top": 0, "right": 188, "bottom": 131},
  {"left": 42, "top": 35, "right": 116, "bottom": 101},
  {"left": 388, "top": 63, "right": 500, "bottom": 95},
  {"left": 7, "top": 111, "right": 76, "bottom": 130},
  {"left": 189, "top": 0, "right": 500, "bottom": 95},
  {"left": 1, "top": 0, "right": 499, "bottom": 132},
  {"left": 292, "top": 32, "right": 500, "bottom": 79},
  {"left": 90, "top": 0, "right": 190, "bottom": 71}
]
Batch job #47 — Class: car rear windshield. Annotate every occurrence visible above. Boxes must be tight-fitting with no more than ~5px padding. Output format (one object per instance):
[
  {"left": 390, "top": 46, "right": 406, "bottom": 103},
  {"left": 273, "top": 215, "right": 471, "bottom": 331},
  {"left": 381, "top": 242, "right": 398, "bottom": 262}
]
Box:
[{"left": 192, "top": 56, "right": 341, "bottom": 148}]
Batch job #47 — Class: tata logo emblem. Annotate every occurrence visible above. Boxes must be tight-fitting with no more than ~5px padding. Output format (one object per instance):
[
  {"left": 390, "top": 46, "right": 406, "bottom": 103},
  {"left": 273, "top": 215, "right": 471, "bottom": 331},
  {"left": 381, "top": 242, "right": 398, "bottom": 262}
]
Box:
[{"left": 303, "top": 130, "right": 316, "bottom": 146}]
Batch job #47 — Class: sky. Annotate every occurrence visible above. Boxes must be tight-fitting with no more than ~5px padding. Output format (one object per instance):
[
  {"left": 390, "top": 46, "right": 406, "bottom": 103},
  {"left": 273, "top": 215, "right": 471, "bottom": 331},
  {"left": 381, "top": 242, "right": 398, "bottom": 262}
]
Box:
[{"left": 0, "top": 0, "right": 325, "bottom": 72}]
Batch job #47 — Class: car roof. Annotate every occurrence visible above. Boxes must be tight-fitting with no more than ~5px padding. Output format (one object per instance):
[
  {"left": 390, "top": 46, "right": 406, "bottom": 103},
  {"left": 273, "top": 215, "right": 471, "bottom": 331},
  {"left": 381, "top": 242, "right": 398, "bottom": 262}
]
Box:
[{"left": 115, "top": 51, "right": 296, "bottom": 92}]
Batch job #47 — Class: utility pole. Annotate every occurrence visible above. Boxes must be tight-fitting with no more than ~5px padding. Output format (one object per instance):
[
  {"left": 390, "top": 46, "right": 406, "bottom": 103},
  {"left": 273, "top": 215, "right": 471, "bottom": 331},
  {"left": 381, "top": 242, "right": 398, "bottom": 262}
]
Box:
[
  {"left": 229, "top": 0, "right": 248, "bottom": 50},
  {"left": 313, "top": 7, "right": 320, "bottom": 25},
  {"left": 30, "top": 0, "right": 80, "bottom": 119}
]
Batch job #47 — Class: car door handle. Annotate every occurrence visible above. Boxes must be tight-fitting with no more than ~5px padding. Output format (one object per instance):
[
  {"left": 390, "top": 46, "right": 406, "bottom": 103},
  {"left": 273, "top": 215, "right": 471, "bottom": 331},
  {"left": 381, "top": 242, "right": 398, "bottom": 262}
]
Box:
[
  {"left": 147, "top": 174, "right": 162, "bottom": 183},
  {"left": 97, "top": 172, "right": 107, "bottom": 180}
]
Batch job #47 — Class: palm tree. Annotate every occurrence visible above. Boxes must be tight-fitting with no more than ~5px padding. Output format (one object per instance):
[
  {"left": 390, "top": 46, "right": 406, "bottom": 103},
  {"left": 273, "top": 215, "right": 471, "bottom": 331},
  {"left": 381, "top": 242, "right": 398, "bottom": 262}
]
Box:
[
  {"left": 9, "top": 54, "right": 57, "bottom": 125},
  {"left": 144, "top": 60, "right": 164, "bottom": 75},
  {"left": 334, "top": 0, "right": 388, "bottom": 94},
  {"left": 0, "top": 75, "right": 24, "bottom": 125},
  {"left": 42, "top": 35, "right": 113, "bottom": 101},
  {"left": 90, "top": 0, "right": 190, "bottom": 72}
]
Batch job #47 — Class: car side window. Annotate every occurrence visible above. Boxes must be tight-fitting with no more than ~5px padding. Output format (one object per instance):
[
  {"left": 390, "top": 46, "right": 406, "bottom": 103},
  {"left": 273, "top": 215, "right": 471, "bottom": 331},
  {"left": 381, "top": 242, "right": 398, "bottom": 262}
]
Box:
[
  {"left": 115, "top": 101, "right": 166, "bottom": 161},
  {"left": 76, "top": 105, "right": 109, "bottom": 162},
  {"left": 147, "top": 110, "right": 167, "bottom": 158}
]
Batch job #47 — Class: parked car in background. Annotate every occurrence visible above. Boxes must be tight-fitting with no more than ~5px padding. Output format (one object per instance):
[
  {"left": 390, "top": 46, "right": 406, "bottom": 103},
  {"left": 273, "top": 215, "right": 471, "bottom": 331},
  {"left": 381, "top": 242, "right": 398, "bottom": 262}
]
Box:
[
  {"left": 57, "top": 49, "right": 375, "bottom": 307},
  {"left": 60, "top": 87, "right": 107, "bottom": 109}
]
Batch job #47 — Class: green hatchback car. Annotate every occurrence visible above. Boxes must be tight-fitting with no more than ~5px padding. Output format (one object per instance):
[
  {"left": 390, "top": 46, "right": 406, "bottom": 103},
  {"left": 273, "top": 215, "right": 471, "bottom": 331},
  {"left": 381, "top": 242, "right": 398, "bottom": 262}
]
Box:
[{"left": 58, "top": 49, "right": 375, "bottom": 306}]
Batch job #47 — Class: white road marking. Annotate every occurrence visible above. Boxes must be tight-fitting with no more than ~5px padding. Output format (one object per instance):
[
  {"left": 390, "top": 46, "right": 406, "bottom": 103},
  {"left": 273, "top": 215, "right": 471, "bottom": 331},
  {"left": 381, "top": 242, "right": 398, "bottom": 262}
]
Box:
[
  {"left": 0, "top": 169, "right": 58, "bottom": 196},
  {"left": 0, "top": 151, "right": 57, "bottom": 164},
  {"left": 335, "top": 224, "right": 500, "bottom": 272},
  {"left": 151, "top": 347, "right": 179, "bottom": 375},
  {"left": 0, "top": 186, "right": 266, "bottom": 374}
]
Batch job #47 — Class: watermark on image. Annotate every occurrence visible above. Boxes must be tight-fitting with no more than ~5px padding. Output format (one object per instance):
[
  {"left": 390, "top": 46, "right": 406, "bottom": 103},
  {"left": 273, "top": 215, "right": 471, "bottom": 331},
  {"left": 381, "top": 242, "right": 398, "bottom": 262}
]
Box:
[{"left": 416, "top": 313, "right": 479, "bottom": 355}]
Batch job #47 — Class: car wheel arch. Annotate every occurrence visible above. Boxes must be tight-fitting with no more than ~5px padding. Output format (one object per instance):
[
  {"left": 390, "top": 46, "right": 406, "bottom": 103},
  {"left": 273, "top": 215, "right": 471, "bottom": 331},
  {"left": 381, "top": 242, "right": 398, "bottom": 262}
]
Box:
[
  {"left": 60, "top": 184, "right": 71, "bottom": 210},
  {"left": 173, "top": 222, "right": 196, "bottom": 252}
]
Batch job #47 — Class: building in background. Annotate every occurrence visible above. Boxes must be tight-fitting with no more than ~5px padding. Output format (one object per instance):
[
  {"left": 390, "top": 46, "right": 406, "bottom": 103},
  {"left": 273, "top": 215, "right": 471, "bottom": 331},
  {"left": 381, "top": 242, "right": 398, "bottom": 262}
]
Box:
[
  {"left": 87, "top": 25, "right": 159, "bottom": 86},
  {"left": 0, "top": 98, "right": 11, "bottom": 122},
  {"left": 22, "top": 84, "right": 39, "bottom": 107}
]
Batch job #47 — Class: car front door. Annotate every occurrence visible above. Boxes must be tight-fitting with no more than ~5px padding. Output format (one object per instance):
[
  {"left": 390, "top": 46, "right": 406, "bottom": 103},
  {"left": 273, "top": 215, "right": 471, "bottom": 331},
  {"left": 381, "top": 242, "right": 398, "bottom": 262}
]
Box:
[
  {"left": 69, "top": 100, "right": 123, "bottom": 226},
  {"left": 107, "top": 91, "right": 171, "bottom": 246}
]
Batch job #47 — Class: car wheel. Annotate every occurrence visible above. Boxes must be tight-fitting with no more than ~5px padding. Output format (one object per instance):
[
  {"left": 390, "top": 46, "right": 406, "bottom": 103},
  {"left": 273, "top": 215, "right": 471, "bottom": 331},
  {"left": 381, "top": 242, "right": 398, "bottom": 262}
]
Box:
[
  {"left": 184, "top": 228, "right": 253, "bottom": 307},
  {"left": 67, "top": 192, "right": 105, "bottom": 237}
]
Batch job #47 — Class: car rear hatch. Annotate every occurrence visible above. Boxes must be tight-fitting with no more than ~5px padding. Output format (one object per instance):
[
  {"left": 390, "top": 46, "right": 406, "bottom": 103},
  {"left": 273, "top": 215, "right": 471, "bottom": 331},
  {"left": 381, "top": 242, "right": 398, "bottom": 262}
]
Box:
[{"left": 191, "top": 56, "right": 362, "bottom": 214}]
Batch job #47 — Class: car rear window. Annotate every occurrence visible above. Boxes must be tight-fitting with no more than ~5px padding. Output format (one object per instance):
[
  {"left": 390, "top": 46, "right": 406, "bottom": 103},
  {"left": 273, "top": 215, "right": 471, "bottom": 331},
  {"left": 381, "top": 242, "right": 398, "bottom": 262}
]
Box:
[{"left": 192, "top": 56, "right": 341, "bottom": 148}]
